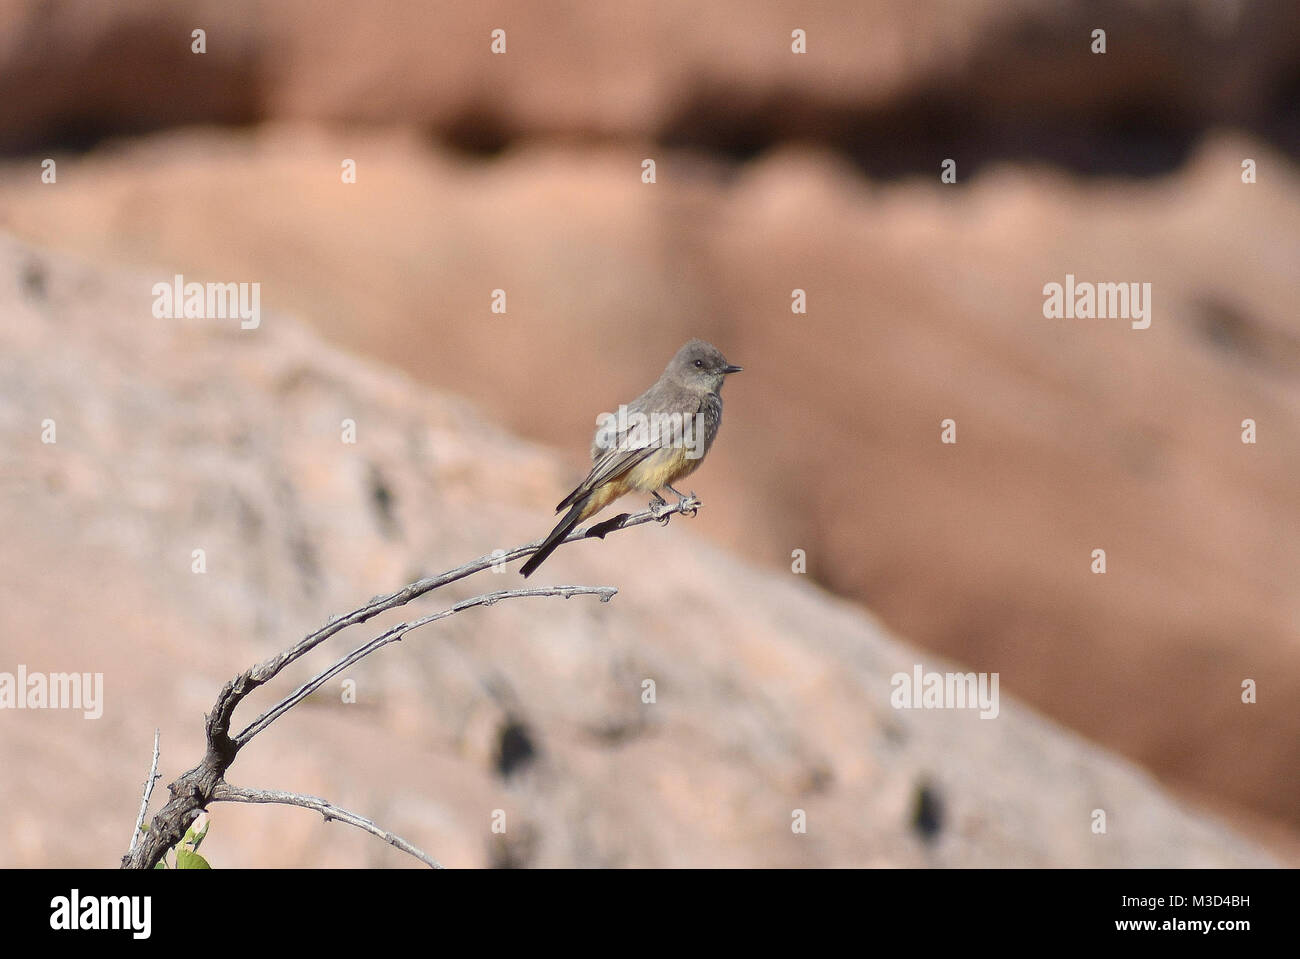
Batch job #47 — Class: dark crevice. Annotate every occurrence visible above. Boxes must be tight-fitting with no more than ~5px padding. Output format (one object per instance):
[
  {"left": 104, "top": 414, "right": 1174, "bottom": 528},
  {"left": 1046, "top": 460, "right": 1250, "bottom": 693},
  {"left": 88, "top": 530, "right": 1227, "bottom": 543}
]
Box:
[
  {"left": 368, "top": 463, "right": 398, "bottom": 539},
  {"left": 0, "top": 18, "right": 265, "bottom": 155},
  {"left": 438, "top": 106, "right": 513, "bottom": 159},
  {"left": 495, "top": 717, "right": 537, "bottom": 780},
  {"left": 911, "top": 780, "right": 944, "bottom": 843},
  {"left": 658, "top": 85, "right": 1214, "bottom": 180}
]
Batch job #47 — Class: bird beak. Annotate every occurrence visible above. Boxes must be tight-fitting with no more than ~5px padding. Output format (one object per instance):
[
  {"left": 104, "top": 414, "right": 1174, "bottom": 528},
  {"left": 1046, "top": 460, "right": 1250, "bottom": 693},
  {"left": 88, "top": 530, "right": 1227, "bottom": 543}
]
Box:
[{"left": 722, "top": 364, "right": 743, "bottom": 374}]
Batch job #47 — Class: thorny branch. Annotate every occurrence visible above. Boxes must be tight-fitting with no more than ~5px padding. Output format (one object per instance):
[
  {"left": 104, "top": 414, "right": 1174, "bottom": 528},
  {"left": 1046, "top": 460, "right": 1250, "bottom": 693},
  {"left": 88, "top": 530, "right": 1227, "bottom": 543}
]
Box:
[{"left": 127, "top": 729, "right": 161, "bottom": 855}]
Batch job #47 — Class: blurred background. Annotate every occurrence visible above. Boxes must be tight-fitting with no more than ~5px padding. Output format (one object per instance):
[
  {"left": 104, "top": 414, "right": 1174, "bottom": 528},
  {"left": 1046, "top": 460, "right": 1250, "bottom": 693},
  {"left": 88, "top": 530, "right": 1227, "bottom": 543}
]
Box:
[{"left": 0, "top": 0, "right": 1296, "bottom": 867}]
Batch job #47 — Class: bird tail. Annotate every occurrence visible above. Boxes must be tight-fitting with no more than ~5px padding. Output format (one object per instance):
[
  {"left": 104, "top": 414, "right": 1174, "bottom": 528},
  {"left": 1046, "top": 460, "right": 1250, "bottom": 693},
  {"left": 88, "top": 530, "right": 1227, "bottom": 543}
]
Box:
[{"left": 520, "top": 497, "right": 588, "bottom": 578}]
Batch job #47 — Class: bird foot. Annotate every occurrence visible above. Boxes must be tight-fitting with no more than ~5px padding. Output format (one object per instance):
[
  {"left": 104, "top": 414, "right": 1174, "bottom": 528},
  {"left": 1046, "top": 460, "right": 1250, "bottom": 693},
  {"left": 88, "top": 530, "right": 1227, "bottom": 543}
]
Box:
[
  {"left": 648, "top": 499, "right": 672, "bottom": 525},
  {"left": 678, "top": 492, "right": 700, "bottom": 517}
]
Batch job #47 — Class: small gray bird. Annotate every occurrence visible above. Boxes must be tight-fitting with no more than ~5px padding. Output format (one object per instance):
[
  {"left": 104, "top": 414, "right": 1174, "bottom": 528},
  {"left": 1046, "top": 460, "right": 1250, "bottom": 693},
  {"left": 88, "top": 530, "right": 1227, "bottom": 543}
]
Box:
[{"left": 520, "top": 339, "right": 741, "bottom": 577}]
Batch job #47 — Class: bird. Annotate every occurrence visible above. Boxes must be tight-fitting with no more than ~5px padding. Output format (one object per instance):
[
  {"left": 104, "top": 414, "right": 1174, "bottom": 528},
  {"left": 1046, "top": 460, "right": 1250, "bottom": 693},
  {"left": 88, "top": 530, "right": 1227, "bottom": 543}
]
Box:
[{"left": 520, "top": 339, "right": 742, "bottom": 577}]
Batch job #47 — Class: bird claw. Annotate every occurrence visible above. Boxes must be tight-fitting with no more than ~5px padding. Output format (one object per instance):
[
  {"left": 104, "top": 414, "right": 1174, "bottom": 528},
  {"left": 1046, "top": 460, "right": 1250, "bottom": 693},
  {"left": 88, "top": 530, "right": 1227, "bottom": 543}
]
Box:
[
  {"left": 649, "top": 499, "right": 672, "bottom": 524},
  {"left": 678, "top": 492, "right": 700, "bottom": 517}
]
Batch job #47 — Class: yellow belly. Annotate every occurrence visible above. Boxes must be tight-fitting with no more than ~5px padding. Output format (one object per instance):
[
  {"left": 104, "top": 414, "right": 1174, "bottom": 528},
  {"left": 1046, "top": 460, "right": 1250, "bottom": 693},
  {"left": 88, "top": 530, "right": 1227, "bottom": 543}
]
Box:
[
  {"left": 625, "top": 445, "right": 699, "bottom": 493},
  {"left": 575, "top": 446, "right": 700, "bottom": 522}
]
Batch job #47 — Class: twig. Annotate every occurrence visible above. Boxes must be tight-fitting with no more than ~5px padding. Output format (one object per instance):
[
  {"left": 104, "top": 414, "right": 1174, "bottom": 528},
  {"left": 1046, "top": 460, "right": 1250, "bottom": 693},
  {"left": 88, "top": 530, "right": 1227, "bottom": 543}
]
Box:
[
  {"left": 242, "top": 496, "right": 701, "bottom": 693},
  {"left": 236, "top": 585, "right": 615, "bottom": 745},
  {"left": 121, "top": 496, "right": 698, "bottom": 869},
  {"left": 128, "top": 729, "right": 161, "bottom": 854},
  {"left": 211, "top": 783, "right": 443, "bottom": 869}
]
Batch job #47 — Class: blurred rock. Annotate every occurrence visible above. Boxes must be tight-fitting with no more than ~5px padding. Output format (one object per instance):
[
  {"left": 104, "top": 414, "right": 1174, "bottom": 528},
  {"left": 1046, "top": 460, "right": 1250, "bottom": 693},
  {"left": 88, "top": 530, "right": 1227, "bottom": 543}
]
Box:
[
  {"left": 1, "top": 127, "right": 1296, "bottom": 855},
  {"left": 0, "top": 232, "right": 1273, "bottom": 866},
  {"left": 1, "top": 0, "right": 1296, "bottom": 170}
]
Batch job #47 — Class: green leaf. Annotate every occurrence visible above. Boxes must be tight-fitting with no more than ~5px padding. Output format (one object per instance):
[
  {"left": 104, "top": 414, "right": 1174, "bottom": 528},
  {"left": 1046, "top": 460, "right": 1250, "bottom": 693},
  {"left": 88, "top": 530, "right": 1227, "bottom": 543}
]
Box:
[
  {"left": 186, "top": 818, "right": 210, "bottom": 851},
  {"left": 175, "top": 849, "right": 211, "bottom": 869}
]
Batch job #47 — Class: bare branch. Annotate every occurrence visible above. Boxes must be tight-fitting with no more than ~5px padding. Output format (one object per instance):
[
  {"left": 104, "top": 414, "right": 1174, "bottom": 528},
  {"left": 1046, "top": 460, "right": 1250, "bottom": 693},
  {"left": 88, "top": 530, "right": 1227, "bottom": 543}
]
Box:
[
  {"left": 211, "top": 782, "right": 442, "bottom": 869},
  {"left": 241, "top": 495, "right": 700, "bottom": 691},
  {"left": 234, "top": 585, "right": 616, "bottom": 745},
  {"left": 127, "top": 728, "right": 161, "bottom": 854},
  {"left": 122, "top": 495, "right": 699, "bottom": 869}
]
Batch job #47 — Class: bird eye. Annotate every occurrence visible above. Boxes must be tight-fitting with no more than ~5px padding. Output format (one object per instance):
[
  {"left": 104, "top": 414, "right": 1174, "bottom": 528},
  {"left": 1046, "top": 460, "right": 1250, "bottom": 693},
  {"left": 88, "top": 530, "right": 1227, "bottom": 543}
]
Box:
[{"left": 694, "top": 359, "right": 703, "bottom": 368}]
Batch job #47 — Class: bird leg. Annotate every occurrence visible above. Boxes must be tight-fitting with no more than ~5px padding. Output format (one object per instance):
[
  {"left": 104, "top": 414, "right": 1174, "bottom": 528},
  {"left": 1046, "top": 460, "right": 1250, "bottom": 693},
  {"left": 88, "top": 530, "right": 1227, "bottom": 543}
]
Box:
[
  {"left": 648, "top": 490, "right": 672, "bottom": 524},
  {"left": 665, "top": 484, "right": 699, "bottom": 516}
]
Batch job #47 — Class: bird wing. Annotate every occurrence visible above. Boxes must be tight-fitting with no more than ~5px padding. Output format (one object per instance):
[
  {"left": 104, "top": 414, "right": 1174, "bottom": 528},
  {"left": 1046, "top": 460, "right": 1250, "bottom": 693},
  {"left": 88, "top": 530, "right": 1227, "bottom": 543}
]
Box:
[
  {"left": 554, "top": 437, "right": 658, "bottom": 512},
  {"left": 554, "top": 389, "right": 705, "bottom": 512}
]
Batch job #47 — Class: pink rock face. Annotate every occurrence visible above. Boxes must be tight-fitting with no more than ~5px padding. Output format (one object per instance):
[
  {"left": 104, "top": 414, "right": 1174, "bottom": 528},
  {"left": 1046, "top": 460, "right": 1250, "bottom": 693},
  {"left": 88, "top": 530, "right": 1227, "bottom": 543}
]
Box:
[
  {"left": 0, "top": 0, "right": 1296, "bottom": 867},
  {"left": 1, "top": 0, "right": 1295, "bottom": 158},
  {"left": 0, "top": 227, "right": 1282, "bottom": 868},
  {"left": 3, "top": 126, "right": 1297, "bottom": 863}
]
